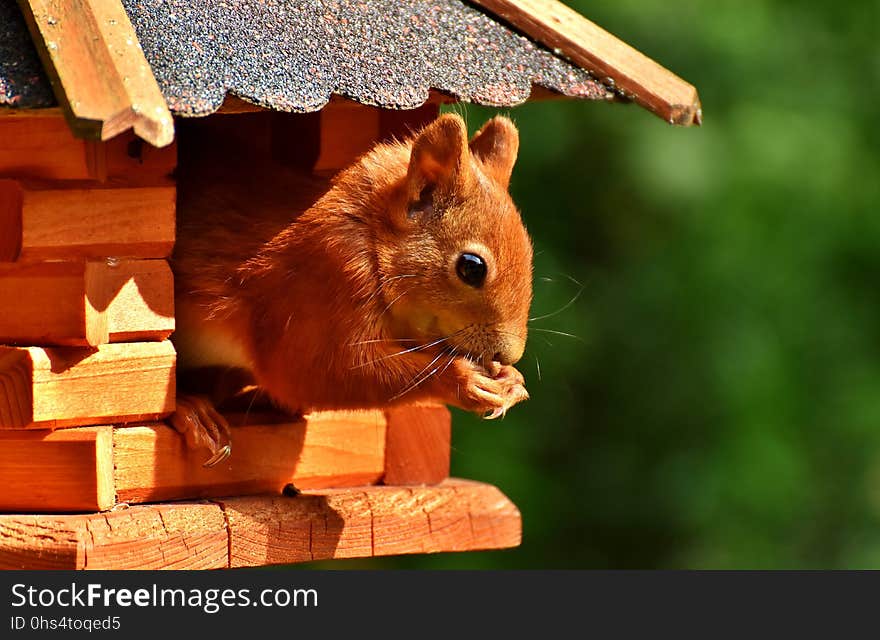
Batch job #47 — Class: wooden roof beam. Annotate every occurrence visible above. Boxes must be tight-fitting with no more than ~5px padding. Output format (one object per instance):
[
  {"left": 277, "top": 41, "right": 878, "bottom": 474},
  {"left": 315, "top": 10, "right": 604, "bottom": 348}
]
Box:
[
  {"left": 16, "top": 0, "right": 174, "bottom": 147},
  {"left": 469, "top": 0, "right": 702, "bottom": 126}
]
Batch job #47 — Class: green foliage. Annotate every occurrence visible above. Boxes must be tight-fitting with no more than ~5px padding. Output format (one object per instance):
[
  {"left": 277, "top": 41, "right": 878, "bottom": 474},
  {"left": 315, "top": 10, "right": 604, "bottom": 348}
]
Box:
[{"left": 316, "top": 0, "right": 879, "bottom": 568}]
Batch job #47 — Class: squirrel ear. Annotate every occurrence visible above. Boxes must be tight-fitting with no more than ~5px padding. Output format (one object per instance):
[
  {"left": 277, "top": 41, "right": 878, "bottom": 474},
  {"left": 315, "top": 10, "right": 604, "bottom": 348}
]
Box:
[
  {"left": 406, "top": 114, "right": 471, "bottom": 208},
  {"left": 469, "top": 116, "right": 519, "bottom": 189}
]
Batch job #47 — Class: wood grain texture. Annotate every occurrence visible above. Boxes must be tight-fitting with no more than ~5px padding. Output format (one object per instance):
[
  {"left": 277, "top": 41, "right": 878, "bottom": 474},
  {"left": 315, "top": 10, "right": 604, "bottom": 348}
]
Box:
[
  {"left": 90, "top": 259, "right": 175, "bottom": 343},
  {"left": 0, "top": 502, "right": 227, "bottom": 569},
  {"left": 0, "top": 427, "right": 113, "bottom": 512},
  {"left": 0, "top": 259, "right": 173, "bottom": 346},
  {"left": 224, "top": 479, "right": 521, "bottom": 567},
  {"left": 0, "top": 113, "right": 177, "bottom": 182},
  {"left": 113, "top": 410, "right": 387, "bottom": 504},
  {"left": 469, "top": 0, "right": 702, "bottom": 125},
  {"left": 17, "top": 0, "right": 174, "bottom": 146},
  {"left": 102, "top": 130, "right": 178, "bottom": 183},
  {"left": 0, "top": 341, "right": 176, "bottom": 429},
  {"left": 383, "top": 404, "right": 451, "bottom": 485},
  {"left": 0, "top": 113, "right": 94, "bottom": 180},
  {"left": 0, "top": 180, "right": 176, "bottom": 262},
  {"left": 0, "top": 261, "right": 102, "bottom": 345},
  {"left": 0, "top": 481, "right": 519, "bottom": 569}
]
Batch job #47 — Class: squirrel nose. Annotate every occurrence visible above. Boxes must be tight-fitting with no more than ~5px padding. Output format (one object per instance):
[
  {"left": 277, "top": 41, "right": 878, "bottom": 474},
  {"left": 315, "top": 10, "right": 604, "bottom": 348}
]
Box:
[{"left": 492, "top": 335, "right": 525, "bottom": 366}]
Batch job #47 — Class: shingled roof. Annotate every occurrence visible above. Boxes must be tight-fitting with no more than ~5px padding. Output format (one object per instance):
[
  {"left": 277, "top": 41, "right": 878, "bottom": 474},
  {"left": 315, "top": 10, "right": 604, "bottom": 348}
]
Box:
[
  {"left": 0, "top": 0, "right": 53, "bottom": 108},
  {"left": 123, "top": 0, "right": 613, "bottom": 115},
  {"left": 2, "top": 0, "right": 700, "bottom": 147},
  {"left": 1, "top": 0, "right": 610, "bottom": 113}
]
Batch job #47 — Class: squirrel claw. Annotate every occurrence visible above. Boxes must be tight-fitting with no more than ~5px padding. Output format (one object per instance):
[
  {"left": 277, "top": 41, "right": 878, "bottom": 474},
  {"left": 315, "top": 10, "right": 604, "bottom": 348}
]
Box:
[
  {"left": 453, "top": 361, "right": 528, "bottom": 418},
  {"left": 484, "top": 407, "right": 506, "bottom": 420},
  {"left": 203, "top": 444, "right": 232, "bottom": 468},
  {"left": 168, "top": 395, "right": 233, "bottom": 468}
]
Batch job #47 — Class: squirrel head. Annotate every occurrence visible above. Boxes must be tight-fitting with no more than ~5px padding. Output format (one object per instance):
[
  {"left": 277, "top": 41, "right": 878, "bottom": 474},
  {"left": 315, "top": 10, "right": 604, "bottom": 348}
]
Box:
[{"left": 375, "top": 113, "right": 533, "bottom": 368}]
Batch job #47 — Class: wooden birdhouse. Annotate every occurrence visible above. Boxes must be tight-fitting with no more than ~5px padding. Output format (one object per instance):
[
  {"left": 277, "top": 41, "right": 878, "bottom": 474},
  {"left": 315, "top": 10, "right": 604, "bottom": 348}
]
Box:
[{"left": 0, "top": 0, "right": 699, "bottom": 569}]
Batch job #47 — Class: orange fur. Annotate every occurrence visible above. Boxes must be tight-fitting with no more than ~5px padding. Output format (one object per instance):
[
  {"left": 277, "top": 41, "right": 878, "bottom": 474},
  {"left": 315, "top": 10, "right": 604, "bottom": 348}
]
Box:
[{"left": 173, "top": 114, "right": 533, "bottom": 417}]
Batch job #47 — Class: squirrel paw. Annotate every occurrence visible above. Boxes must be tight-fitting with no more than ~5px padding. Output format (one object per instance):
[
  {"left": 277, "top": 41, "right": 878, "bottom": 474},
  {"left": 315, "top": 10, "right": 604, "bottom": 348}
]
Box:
[
  {"left": 457, "top": 361, "right": 529, "bottom": 419},
  {"left": 168, "top": 395, "right": 232, "bottom": 468}
]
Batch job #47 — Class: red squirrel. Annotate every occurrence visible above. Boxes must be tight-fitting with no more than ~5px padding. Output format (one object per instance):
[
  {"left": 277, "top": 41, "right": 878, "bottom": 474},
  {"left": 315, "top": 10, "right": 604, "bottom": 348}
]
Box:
[{"left": 171, "top": 114, "right": 532, "bottom": 465}]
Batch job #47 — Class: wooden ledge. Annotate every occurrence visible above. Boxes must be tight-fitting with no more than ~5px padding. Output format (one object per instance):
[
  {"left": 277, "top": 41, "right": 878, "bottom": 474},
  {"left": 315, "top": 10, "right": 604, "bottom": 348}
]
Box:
[
  {"left": 470, "top": 0, "right": 702, "bottom": 125},
  {"left": 0, "top": 480, "right": 521, "bottom": 569}
]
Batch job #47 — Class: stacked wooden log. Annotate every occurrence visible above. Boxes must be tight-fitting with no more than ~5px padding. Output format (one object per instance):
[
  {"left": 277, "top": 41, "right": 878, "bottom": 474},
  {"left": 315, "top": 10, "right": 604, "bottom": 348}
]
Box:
[
  {"left": 0, "top": 111, "right": 451, "bottom": 514},
  {"left": 0, "top": 111, "right": 177, "bottom": 511}
]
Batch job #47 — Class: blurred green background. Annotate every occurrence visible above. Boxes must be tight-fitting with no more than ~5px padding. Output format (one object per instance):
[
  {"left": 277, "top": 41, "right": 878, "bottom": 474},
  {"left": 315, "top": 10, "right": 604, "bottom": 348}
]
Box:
[{"left": 314, "top": 0, "right": 880, "bottom": 569}]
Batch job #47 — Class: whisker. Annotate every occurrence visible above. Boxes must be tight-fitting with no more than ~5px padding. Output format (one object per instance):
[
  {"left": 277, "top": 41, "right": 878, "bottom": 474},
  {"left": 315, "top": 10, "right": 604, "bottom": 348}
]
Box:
[
  {"left": 529, "top": 285, "right": 584, "bottom": 322},
  {"left": 364, "top": 274, "right": 418, "bottom": 307},
  {"left": 496, "top": 329, "right": 524, "bottom": 340},
  {"left": 439, "top": 347, "right": 459, "bottom": 376},
  {"left": 561, "top": 273, "right": 583, "bottom": 287},
  {"left": 350, "top": 338, "right": 441, "bottom": 370},
  {"left": 535, "top": 355, "right": 542, "bottom": 381},
  {"left": 378, "top": 287, "right": 412, "bottom": 319},
  {"left": 242, "top": 386, "right": 266, "bottom": 427},
  {"left": 350, "top": 328, "right": 469, "bottom": 370},
  {"left": 389, "top": 350, "right": 448, "bottom": 401},
  {"left": 348, "top": 338, "right": 422, "bottom": 346},
  {"left": 529, "top": 328, "right": 586, "bottom": 343}
]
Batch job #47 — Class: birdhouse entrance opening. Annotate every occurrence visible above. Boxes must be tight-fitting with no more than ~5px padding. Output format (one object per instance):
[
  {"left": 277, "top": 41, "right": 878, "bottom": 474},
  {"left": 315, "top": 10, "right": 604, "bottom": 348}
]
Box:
[{"left": 170, "top": 97, "right": 459, "bottom": 479}]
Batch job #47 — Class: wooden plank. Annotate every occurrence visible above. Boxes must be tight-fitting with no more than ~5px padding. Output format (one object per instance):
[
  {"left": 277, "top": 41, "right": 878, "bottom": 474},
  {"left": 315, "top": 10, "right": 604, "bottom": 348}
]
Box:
[
  {"left": 271, "top": 100, "right": 386, "bottom": 174},
  {"left": 313, "top": 101, "right": 381, "bottom": 173},
  {"left": 0, "top": 261, "right": 103, "bottom": 345},
  {"left": 0, "top": 481, "right": 518, "bottom": 568},
  {"left": 0, "top": 341, "right": 176, "bottom": 429},
  {"left": 0, "top": 108, "right": 66, "bottom": 118},
  {"left": 0, "top": 259, "right": 173, "bottom": 346},
  {"left": 93, "top": 259, "right": 175, "bottom": 342},
  {"left": 102, "top": 130, "right": 178, "bottom": 183},
  {"left": 469, "top": 0, "right": 702, "bottom": 125},
  {"left": 0, "top": 113, "right": 93, "bottom": 180},
  {"left": 113, "top": 410, "right": 387, "bottom": 504},
  {"left": 0, "top": 426, "right": 113, "bottom": 512},
  {"left": 224, "top": 480, "right": 521, "bottom": 567},
  {"left": 0, "top": 502, "right": 227, "bottom": 569},
  {"left": 17, "top": 0, "right": 175, "bottom": 147},
  {"left": 19, "top": 182, "right": 177, "bottom": 261},
  {"left": 0, "top": 113, "right": 177, "bottom": 182},
  {"left": 0, "top": 179, "right": 176, "bottom": 262},
  {"left": 383, "top": 405, "right": 451, "bottom": 485}
]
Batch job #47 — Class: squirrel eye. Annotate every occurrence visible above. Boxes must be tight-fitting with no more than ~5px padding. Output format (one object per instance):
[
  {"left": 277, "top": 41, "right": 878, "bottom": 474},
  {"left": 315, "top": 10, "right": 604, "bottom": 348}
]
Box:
[{"left": 456, "top": 253, "right": 487, "bottom": 288}]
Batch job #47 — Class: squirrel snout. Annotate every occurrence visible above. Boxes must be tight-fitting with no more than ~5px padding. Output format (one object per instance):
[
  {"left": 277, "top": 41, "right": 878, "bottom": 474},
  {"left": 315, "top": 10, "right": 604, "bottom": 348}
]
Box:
[{"left": 490, "top": 334, "right": 526, "bottom": 366}]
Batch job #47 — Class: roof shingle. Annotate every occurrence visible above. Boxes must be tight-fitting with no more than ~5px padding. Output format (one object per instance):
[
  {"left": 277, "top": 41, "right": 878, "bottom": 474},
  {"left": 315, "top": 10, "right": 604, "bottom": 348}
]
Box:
[
  {"left": 0, "top": 0, "right": 54, "bottom": 108},
  {"left": 1, "top": 0, "right": 611, "bottom": 114}
]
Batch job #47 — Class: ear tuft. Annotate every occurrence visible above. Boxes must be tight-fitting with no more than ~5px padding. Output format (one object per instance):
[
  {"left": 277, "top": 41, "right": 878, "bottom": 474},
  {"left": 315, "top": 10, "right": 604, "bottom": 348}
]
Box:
[{"left": 469, "top": 116, "right": 519, "bottom": 188}]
